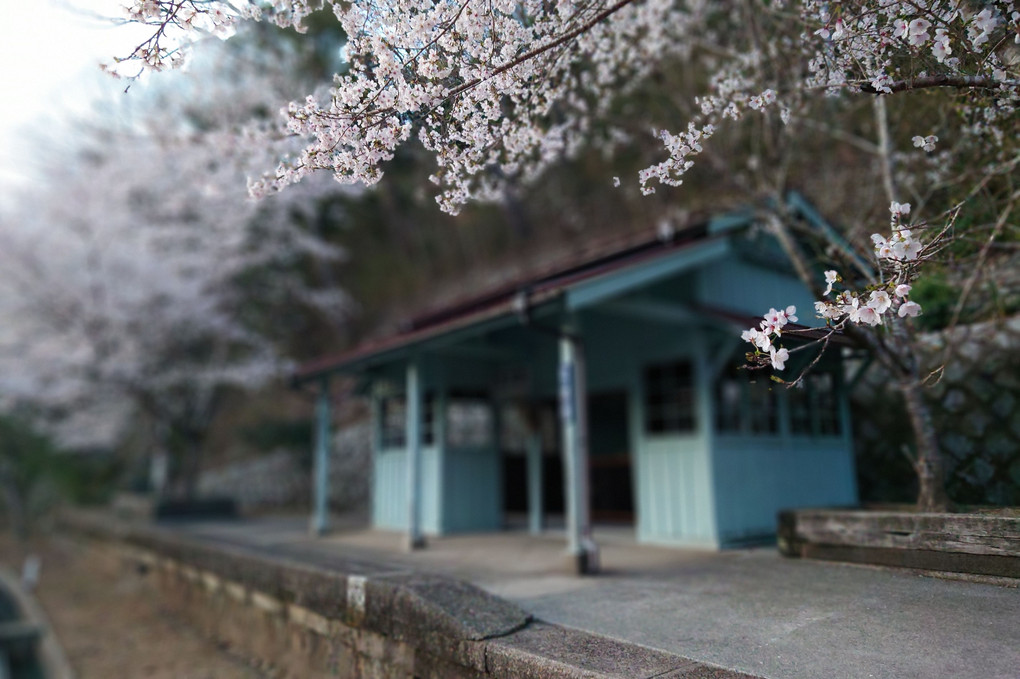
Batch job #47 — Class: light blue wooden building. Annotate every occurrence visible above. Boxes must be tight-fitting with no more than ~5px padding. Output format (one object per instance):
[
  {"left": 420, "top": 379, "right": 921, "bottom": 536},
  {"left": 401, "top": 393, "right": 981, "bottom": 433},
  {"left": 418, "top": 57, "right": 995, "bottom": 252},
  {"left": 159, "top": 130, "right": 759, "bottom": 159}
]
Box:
[{"left": 296, "top": 195, "right": 858, "bottom": 571}]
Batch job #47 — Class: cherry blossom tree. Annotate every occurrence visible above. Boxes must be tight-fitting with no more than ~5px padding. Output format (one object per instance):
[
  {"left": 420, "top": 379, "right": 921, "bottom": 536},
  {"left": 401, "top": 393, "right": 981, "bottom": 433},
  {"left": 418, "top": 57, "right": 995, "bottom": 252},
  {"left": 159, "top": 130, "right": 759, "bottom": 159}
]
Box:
[
  {"left": 0, "top": 28, "right": 351, "bottom": 497},
  {"left": 111, "top": 1, "right": 1018, "bottom": 510}
]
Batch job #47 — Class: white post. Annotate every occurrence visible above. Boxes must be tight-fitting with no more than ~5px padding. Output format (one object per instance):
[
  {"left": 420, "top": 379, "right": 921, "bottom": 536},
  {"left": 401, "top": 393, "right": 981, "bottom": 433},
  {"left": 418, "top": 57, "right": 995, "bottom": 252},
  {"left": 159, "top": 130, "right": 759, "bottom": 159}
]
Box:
[
  {"left": 559, "top": 329, "right": 598, "bottom": 574},
  {"left": 310, "top": 377, "right": 331, "bottom": 536},
  {"left": 406, "top": 360, "right": 426, "bottom": 550}
]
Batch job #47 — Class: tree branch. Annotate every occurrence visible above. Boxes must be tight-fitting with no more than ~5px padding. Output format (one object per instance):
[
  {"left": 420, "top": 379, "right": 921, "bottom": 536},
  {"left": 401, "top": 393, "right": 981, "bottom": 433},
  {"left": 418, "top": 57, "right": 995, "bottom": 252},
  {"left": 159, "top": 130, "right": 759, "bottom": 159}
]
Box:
[
  {"left": 445, "top": 0, "right": 639, "bottom": 101},
  {"left": 862, "top": 75, "right": 1017, "bottom": 95}
]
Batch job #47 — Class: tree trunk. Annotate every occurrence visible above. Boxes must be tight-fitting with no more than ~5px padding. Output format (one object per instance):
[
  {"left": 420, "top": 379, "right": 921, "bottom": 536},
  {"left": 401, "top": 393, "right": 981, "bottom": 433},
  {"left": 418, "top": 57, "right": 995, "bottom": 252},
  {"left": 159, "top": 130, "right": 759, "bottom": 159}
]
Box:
[
  {"left": 763, "top": 199, "right": 951, "bottom": 511},
  {"left": 900, "top": 379, "right": 949, "bottom": 512},
  {"left": 180, "top": 433, "right": 203, "bottom": 501},
  {"left": 1, "top": 480, "right": 28, "bottom": 543}
]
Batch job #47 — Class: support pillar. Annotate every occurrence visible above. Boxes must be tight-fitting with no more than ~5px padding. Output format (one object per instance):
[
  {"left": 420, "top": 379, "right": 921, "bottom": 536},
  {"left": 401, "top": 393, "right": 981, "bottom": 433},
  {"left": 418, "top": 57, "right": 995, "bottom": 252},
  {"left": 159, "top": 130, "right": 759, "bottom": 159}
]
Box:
[
  {"left": 406, "top": 360, "right": 426, "bottom": 550},
  {"left": 559, "top": 329, "right": 599, "bottom": 574},
  {"left": 526, "top": 430, "right": 544, "bottom": 535},
  {"left": 310, "top": 376, "right": 331, "bottom": 536}
]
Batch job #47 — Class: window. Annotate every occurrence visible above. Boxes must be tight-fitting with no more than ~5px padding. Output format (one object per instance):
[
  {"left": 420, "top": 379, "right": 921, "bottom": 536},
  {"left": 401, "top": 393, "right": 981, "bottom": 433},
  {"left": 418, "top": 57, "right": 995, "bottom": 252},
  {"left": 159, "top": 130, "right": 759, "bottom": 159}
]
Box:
[
  {"left": 716, "top": 374, "right": 743, "bottom": 432},
  {"left": 499, "top": 404, "right": 531, "bottom": 454},
  {"left": 644, "top": 360, "right": 695, "bottom": 433},
  {"left": 447, "top": 397, "right": 493, "bottom": 447},
  {"left": 715, "top": 362, "right": 779, "bottom": 434},
  {"left": 379, "top": 393, "right": 435, "bottom": 448},
  {"left": 790, "top": 371, "right": 841, "bottom": 436},
  {"left": 788, "top": 380, "right": 812, "bottom": 434},
  {"left": 380, "top": 396, "right": 406, "bottom": 449}
]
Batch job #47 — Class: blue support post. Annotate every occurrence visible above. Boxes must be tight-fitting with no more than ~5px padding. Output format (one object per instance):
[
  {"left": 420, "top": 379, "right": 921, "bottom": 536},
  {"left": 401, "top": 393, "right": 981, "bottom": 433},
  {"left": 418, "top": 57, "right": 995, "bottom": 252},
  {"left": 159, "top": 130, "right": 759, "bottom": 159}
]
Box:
[
  {"left": 559, "top": 329, "right": 599, "bottom": 574},
  {"left": 526, "top": 430, "right": 544, "bottom": 535},
  {"left": 310, "top": 376, "right": 331, "bottom": 536},
  {"left": 406, "top": 360, "right": 426, "bottom": 550}
]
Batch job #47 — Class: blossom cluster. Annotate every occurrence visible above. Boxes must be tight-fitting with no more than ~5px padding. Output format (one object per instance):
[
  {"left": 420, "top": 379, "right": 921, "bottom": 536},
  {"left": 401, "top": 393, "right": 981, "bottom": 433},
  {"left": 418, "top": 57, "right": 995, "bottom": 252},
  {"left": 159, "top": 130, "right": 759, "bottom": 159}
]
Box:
[
  {"left": 814, "top": 280, "right": 921, "bottom": 327},
  {"left": 115, "top": 1, "right": 1017, "bottom": 213},
  {"left": 806, "top": 2, "right": 1017, "bottom": 94},
  {"left": 744, "top": 200, "right": 929, "bottom": 372},
  {"left": 742, "top": 306, "right": 797, "bottom": 369}
]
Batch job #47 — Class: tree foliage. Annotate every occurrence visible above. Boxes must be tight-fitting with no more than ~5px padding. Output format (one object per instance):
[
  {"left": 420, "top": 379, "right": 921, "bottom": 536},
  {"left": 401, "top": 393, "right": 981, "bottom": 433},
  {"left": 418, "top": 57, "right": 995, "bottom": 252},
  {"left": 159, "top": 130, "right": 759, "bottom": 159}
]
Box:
[
  {"left": 101, "top": 1, "right": 1020, "bottom": 509},
  {"left": 0, "top": 24, "right": 354, "bottom": 495}
]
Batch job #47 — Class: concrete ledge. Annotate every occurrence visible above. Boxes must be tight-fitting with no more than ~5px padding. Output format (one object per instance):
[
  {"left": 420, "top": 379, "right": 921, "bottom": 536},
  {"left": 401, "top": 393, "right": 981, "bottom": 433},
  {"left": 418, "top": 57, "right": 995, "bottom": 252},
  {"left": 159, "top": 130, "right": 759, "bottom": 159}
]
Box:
[
  {"left": 0, "top": 567, "right": 75, "bottom": 679},
  {"left": 778, "top": 509, "right": 1020, "bottom": 579},
  {"left": 61, "top": 510, "right": 762, "bottom": 679},
  {"left": 486, "top": 623, "right": 761, "bottom": 679}
]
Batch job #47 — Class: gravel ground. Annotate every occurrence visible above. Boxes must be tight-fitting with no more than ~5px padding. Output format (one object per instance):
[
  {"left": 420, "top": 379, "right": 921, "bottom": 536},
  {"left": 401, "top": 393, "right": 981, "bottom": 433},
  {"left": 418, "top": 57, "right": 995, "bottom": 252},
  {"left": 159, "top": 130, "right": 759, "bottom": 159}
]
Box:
[{"left": 1, "top": 533, "right": 269, "bottom": 679}]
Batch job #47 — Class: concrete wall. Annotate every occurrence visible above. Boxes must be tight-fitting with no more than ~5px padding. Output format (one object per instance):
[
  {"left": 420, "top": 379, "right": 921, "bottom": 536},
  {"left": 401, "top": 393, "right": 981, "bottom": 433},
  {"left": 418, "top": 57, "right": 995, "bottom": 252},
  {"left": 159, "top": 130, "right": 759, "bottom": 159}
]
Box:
[{"left": 62, "top": 512, "right": 751, "bottom": 679}]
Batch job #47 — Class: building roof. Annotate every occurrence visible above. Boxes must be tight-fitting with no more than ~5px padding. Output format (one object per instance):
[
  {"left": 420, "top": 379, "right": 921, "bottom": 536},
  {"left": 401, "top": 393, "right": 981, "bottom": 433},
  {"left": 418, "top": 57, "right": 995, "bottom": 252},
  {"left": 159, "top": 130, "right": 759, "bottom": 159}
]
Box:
[{"left": 294, "top": 194, "right": 845, "bottom": 384}]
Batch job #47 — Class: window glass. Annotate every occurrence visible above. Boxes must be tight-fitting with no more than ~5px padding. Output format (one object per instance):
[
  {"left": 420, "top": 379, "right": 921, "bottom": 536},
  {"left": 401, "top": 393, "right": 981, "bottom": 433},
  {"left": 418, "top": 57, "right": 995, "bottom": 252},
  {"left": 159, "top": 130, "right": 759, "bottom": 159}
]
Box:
[
  {"left": 788, "top": 381, "right": 813, "bottom": 435},
  {"left": 380, "top": 396, "right": 406, "bottom": 449},
  {"left": 714, "top": 362, "right": 778, "bottom": 434},
  {"left": 447, "top": 398, "right": 493, "bottom": 447},
  {"left": 789, "top": 370, "right": 842, "bottom": 436},
  {"left": 499, "top": 404, "right": 530, "bottom": 454},
  {"left": 747, "top": 378, "right": 779, "bottom": 434},
  {"left": 379, "top": 393, "right": 435, "bottom": 448},
  {"left": 813, "top": 372, "right": 841, "bottom": 435},
  {"left": 644, "top": 360, "right": 695, "bottom": 434}
]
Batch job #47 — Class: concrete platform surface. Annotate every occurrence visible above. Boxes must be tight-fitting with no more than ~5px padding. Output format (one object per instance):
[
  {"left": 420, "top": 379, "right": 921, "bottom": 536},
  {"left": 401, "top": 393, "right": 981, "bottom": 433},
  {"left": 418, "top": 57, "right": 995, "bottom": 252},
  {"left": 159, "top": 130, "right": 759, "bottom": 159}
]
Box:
[{"left": 168, "top": 516, "right": 1020, "bottom": 679}]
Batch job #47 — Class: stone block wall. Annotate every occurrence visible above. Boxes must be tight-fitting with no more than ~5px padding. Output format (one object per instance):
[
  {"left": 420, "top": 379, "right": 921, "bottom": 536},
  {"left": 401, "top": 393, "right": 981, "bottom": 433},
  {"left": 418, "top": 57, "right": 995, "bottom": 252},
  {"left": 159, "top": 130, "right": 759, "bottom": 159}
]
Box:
[
  {"left": 852, "top": 315, "right": 1020, "bottom": 506},
  {"left": 197, "top": 422, "right": 372, "bottom": 512},
  {"left": 197, "top": 449, "right": 308, "bottom": 511}
]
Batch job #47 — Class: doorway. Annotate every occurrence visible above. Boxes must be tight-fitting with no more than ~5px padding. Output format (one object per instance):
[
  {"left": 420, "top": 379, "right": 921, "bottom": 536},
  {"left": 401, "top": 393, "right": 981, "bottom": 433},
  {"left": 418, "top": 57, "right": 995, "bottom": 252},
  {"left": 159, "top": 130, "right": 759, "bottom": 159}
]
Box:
[{"left": 587, "top": 390, "right": 634, "bottom": 524}]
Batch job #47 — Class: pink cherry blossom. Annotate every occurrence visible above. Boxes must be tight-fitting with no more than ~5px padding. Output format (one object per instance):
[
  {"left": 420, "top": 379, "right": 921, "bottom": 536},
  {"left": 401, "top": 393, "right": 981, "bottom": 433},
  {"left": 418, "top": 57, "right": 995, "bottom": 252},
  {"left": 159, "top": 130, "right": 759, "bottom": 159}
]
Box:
[
  {"left": 823, "top": 270, "right": 839, "bottom": 296},
  {"left": 898, "top": 301, "right": 923, "bottom": 317},
  {"left": 907, "top": 18, "right": 932, "bottom": 46},
  {"left": 868, "top": 290, "right": 892, "bottom": 314},
  {"left": 769, "top": 346, "right": 790, "bottom": 370}
]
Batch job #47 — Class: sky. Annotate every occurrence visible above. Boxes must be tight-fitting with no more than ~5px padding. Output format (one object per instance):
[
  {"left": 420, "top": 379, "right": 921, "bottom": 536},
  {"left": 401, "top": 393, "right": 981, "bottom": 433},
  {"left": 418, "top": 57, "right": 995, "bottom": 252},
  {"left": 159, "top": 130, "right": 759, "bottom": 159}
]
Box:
[{"left": 0, "top": 0, "right": 150, "bottom": 190}]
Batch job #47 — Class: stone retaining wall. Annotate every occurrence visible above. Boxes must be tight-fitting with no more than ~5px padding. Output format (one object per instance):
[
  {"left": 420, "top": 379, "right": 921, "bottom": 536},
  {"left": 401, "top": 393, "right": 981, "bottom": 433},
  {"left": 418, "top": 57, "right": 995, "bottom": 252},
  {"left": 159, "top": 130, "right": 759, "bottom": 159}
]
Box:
[
  {"left": 198, "top": 422, "right": 372, "bottom": 512},
  {"left": 64, "top": 512, "right": 759, "bottom": 679},
  {"left": 852, "top": 315, "right": 1020, "bottom": 506}
]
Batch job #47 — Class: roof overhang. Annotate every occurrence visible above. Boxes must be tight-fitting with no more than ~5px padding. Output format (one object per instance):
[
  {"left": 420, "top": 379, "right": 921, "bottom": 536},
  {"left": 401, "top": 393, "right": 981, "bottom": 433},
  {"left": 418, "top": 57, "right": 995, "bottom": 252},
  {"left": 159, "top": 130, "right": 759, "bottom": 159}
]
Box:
[{"left": 293, "top": 195, "right": 849, "bottom": 385}]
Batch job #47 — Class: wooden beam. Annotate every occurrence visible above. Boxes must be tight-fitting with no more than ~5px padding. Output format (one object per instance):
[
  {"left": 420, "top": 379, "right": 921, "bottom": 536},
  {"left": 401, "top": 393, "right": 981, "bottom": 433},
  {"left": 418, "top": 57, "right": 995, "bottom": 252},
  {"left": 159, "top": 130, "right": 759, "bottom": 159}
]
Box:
[
  {"left": 430, "top": 343, "right": 518, "bottom": 361},
  {"left": 599, "top": 298, "right": 701, "bottom": 325}
]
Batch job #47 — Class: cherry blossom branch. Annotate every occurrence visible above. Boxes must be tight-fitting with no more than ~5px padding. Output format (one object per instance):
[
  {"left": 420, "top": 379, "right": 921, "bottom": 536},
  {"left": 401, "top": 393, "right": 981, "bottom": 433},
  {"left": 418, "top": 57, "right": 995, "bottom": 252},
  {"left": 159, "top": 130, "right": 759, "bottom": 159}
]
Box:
[
  {"left": 444, "top": 0, "right": 639, "bottom": 101},
  {"left": 862, "top": 74, "right": 1018, "bottom": 94},
  {"left": 945, "top": 191, "right": 1018, "bottom": 334}
]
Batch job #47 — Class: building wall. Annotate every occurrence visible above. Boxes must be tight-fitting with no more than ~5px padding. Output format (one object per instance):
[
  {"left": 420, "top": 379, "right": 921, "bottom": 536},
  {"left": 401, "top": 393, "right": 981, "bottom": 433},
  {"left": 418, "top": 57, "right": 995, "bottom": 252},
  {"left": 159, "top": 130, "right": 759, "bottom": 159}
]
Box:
[
  {"left": 442, "top": 445, "right": 502, "bottom": 532},
  {"left": 367, "top": 247, "right": 857, "bottom": 546},
  {"left": 371, "top": 363, "right": 503, "bottom": 535},
  {"left": 372, "top": 444, "right": 443, "bottom": 533},
  {"left": 581, "top": 311, "right": 719, "bottom": 546},
  {"left": 712, "top": 436, "right": 857, "bottom": 545},
  {"left": 696, "top": 255, "right": 818, "bottom": 319}
]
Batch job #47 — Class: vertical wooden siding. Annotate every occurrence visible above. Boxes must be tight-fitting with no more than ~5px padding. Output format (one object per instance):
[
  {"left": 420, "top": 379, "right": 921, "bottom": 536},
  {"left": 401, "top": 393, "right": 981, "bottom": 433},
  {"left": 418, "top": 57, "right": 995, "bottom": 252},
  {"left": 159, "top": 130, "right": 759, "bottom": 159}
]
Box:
[
  {"left": 372, "top": 444, "right": 442, "bottom": 532},
  {"left": 613, "top": 324, "right": 719, "bottom": 548},
  {"left": 373, "top": 446, "right": 406, "bottom": 530},
  {"left": 635, "top": 435, "right": 716, "bottom": 546}
]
